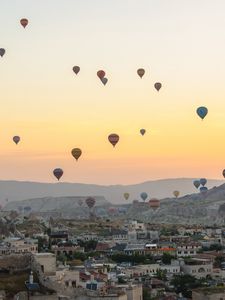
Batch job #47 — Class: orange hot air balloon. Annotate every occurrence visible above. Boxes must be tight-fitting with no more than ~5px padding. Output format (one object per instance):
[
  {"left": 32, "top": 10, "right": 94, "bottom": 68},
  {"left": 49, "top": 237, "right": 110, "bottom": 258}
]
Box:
[
  {"left": 108, "top": 134, "right": 119, "bottom": 147},
  {"left": 137, "top": 68, "right": 145, "bottom": 78},
  {"left": 97, "top": 70, "right": 105, "bottom": 79},
  {"left": 154, "top": 82, "right": 162, "bottom": 91},
  {"left": 20, "top": 18, "right": 28, "bottom": 28},
  {"left": 149, "top": 198, "right": 160, "bottom": 210},
  {"left": 173, "top": 190, "right": 180, "bottom": 198},
  {"left": 71, "top": 148, "right": 82, "bottom": 161},
  {"left": 73, "top": 66, "right": 80, "bottom": 75}
]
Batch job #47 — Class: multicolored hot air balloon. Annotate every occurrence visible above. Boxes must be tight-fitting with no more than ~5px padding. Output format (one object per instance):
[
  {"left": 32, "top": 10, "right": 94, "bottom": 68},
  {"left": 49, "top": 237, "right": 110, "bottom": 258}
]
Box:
[
  {"left": 0, "top": 48, "right": 5, "bottom": 57},
  {"left": 20, "top": 18, "right": 28, "bottom": 28},
  {"left": 140, "top": 192, "right": 148, "bottom": 202},
  {"left": 137, "top": 68, "right": 145, "bottom": 78},
  {"left": 193, "top": 180, "right": 201, "bottom": 189},
  {"left": 149, "top": 198, "right": 160, "bottom": 210},
  {"left": 154, "top": 82, "right": 162, "bottom": 91},
  {"left": 223, "top": 169, "right": 225, "bottom": 178},
  {"left": 13, "top": 136, "right": 20, "bottom": 145},
  {"left": 173, "top": 190, "right": 180, "bottom": 198},
  {"left": 97, "top": 70, "right": 105, "bottom": 79},
  {"left": 108, "top": 134, "right": 119, "bottom": 147},
  {"left": 53, "top": 168, "right": 63, "bottom": 181},
  {"left": 73, "top": 66, "right": 80, "bottom": 75},
  {"left": 86, "top": 197, "right": 95, "bottom": 209},
  {"left": 200, "top": 178, "right": 207, "bottom": 186},
  {"left": 196, "top": 107, "right": 208, "bottom": 120},
  {"left": 140, "top": 129, "right": 146, "bottom": 136},
  {"left": 101, "top": 77, "right": 108, "bottom": 85},
  {"left": 71, "top": 148, "right": 82, "bottom": 161},
  {"left": 124, "top": 193, "right": 130, "bottom": 200}
]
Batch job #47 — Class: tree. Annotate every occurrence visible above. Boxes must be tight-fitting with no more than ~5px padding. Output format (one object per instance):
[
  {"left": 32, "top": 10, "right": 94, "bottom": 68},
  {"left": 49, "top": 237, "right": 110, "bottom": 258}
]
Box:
[{"left": 161, "top": 253, "right": 175, "bottom": 264}]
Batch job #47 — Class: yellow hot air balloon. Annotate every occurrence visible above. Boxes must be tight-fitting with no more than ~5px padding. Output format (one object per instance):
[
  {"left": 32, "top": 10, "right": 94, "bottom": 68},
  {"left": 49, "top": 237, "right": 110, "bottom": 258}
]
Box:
[
  {"left": 124, "top": 193, "right": 130, "bottom": 200},
  {"left": 173, "top": 190, "right": 180, "bottom": 198},
  {"left": 71, "top": 148, "right": 82, "bottom": 161}
]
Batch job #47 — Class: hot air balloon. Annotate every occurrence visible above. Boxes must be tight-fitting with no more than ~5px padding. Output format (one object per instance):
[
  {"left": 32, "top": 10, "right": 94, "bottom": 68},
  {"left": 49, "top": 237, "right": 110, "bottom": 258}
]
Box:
[
  {"left": 200, "top": 186, "right": 208, "bottom": 195},
  {"left": 97, "top": 70, "right": 105, "bottom": 79},
  {"left": 0, "top": 48, "right": 5, "bottom": 57},
  {"left": 200, "top": 178, "right": 207, "bottom": 186},
  {"left": 71, "top": 148, "right": 82, "bottom": 161},
  {"left": 140, "top": 129, "right": 146, "bottom": 136},
  {"left": 20, "top": 18, "right": 28, "bottom": 28},
  {"left": 73, "top": 66, "right": 80, "bottom": 75},
  {"left": 154, "top": 82, "right": 162, "bottom": 91},
  {"left": 13, "top": 136, "right": 20, "bottom": 145},
  {"left": 86, "top": 197, "right": 95, "bottom": 209},
  {"left": 223, "top": 169, "right": 225, "bottom": 178},
  {"left": 108, "top": 134, "right": 119, "bottom": 147},
  {"left": 124, "top": 193, "right": 130, "bottom": 200},
  {"left": 149, "top": 198, "right": 160, "bottom": 210},
  {"left": 196, "top": 107, "right": 208, "bottom": 120},
  {"left": 137, "top": 68, "right": 145, "bottom": 78},
  {"left": 173, "top": 191, "right": 180, "bottom": 198},
  {"left": 193, "top": 180, "right": 200, "bottom": 189},
  {"left": 140, "top": 192, "right": 148, "bottom": 202},
  {"left": 101, "top": 77, "right": 108, "bottom": 85},
  {"left": 53, "top": 168, "right": 63, "bottom": 181}
]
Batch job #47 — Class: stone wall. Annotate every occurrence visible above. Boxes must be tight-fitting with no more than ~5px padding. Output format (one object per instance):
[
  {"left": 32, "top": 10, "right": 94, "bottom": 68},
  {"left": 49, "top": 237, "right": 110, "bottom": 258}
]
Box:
[{"left": 0, "top": 254, "right": 31, "bottom": 273}]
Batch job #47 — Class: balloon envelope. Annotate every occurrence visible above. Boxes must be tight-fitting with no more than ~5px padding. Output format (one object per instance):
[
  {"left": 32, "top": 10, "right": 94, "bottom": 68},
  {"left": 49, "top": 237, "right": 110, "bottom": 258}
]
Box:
[
  {"left": 71, "top": 148, "right": 82, "bottom": 161},
  {"left": 20, "top": 18, "right": 28, "bottom": 28},
  {"left": 53, "top": 168, "right": 63, "bottom": 181},
  {"left": 101, "top": 77, "right": 108, "bottom": 85},
  {"left": 193, "top": 180, "right": 200, "bottom": 189},
  {"left": 0, "top": 48, "right": 5, "bottom": 57},
  {"left": 173, "top": 190, "right": 180, "bottom": 198},
  {"left": 137, "top": 68, "right": 145, "bottom": 78},
  {"left": 73, "top": 66, "right": 80, "bottom": 75},
  {"left": 140, "top": 129, "right": 146, "bottom": 136},
  {"left": 108, "top": 134, "right": 119, "bottom": 147},
  {"left": 13, "top": 136, "right": 20, "bottom": 145},
  {"left": 86, "top": 197, "right": 95, "bottom": 209},
  {"left": 124, "top": 193, "right": 130, "bottom": 200},
  {"left": 154, "top": 82, "right": 162, "bottom": 91},
  {"left": 196, "top": 107, "right": 208, "bottom": 120},
  {"left": 97, "top": 70, "right": 105, "bottom": 79},
  {"left": 149, "top": 198, "right": 160, "bottom": 210},
  {"left": 140, "top": 192, "right": 148, "bottom": 202},
  {"left": 200, "top": 178, "right": 207, "bottom": 186},
  {"left": 200, "top": 186, "right": 208, "bottom": 195},
  {"left": 223, "top": 169, "right": 225, "bottom": 178}
]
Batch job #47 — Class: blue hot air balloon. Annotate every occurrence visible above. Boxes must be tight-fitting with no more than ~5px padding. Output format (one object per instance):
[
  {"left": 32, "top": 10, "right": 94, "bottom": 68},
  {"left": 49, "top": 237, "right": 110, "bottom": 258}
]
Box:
[
  {"left": 196, "top": 107, "right": 208, "bottom": 120},
  {"left": 193, "top": 180, "right": 200, "bottom": 189},
  {"left": 140, "top": 192, "right": 148, "bottom": 202},
  {"left": 200, "top": 178, "right": 207, "bottom": 186},
  {"left": 200, "top": 186, "right": 208, "bottom": 195}
]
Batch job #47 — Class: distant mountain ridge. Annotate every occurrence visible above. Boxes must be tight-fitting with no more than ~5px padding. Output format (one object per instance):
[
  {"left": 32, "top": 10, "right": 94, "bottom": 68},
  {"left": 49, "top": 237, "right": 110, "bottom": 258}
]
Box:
[{"left": 0, "top": 178, "right": 223, "bottom": 205}]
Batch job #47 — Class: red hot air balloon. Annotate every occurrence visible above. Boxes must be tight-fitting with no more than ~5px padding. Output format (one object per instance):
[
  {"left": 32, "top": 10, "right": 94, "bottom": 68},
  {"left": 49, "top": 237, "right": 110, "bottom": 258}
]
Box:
[
  {"left": 149, "top": 198, "right": 160, "bottom": 210},
  {"left": 97, "top": 70, "right": 105, "bottom": 79},
  {"left": 53, "top": 168, "right": 63, "bottom": 181},
  {"left": 154, "top": 82, "right": 162, "bottom": 91},
  {"left": 20, "top": 18, "right": 28, "bottom": 28},
  {"left": 86, "top": 197, "right": 95, "bottom": 209},
  {"left": 73, "top": 66, "right": 80, "bottom": 75},
  {"left": 108, "top": 134, "right": 119, "bottom": 147},
  {"left": 13, "top": 136, "right": 20, "bottom": 145},
  {"left": 137, "top": 68, "right": 145, "bottom": 78}
]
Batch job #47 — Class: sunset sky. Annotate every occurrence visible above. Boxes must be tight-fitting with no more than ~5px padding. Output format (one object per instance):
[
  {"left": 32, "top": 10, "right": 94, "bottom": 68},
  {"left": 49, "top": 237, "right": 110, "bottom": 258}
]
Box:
[{"left": 0, "top": 0, "right": 225, "bottom": 184}]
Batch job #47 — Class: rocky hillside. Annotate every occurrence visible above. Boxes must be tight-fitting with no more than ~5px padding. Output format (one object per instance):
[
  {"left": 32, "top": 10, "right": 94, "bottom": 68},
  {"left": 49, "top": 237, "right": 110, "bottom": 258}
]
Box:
[{"left": 129, "top": 183, "right": 225, "bottom": 225}]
